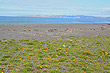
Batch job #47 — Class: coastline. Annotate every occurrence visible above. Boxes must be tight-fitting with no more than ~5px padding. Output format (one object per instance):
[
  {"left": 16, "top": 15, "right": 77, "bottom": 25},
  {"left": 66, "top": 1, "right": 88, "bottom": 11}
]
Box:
[{"left": 0, "top": 23, "right": 110, "bottom": 40}]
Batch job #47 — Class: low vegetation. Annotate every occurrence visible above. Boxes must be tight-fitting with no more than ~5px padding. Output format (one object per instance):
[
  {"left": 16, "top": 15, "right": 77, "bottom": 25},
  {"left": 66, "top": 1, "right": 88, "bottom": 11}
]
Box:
[{"left": 0, "top": 35, "right": 110, "bottom": 73}]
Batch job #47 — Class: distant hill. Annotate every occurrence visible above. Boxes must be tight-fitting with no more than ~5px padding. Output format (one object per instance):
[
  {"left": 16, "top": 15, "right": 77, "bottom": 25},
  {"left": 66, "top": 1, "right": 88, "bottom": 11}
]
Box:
[
  {"left": 0, "top": 15, "right": 110, "bottom": 19},
  {"left": 19, "top": 15, "right": 110, "bottom": 19}
]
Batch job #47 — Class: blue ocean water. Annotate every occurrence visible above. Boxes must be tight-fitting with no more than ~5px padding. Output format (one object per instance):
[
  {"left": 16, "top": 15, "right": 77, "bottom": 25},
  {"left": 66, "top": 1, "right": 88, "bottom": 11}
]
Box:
[{"left": 0, "top": 16, "right": 110, "bottom": 24}]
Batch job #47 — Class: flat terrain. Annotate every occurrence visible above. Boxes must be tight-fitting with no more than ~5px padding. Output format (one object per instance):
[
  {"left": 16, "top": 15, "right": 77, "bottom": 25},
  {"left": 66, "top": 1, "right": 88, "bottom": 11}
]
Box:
[
  {"left": 0, "top": 23, "right": 110, "bottom": 73},
  {"left": 0, "top": 23, "right": 110, "bottom": 40}
]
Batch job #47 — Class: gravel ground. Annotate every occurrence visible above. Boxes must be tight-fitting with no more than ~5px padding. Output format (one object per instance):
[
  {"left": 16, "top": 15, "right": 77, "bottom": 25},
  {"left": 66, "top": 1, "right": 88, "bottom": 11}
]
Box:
[{"left": 0, "top": 23, "right": 110, "bottom": 40}]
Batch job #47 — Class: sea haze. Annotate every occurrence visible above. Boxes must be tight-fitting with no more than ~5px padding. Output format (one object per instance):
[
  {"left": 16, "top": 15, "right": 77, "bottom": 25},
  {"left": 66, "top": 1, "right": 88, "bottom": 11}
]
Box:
[{"left": 0, "top": 15, "right": 110, "bottom": 24}]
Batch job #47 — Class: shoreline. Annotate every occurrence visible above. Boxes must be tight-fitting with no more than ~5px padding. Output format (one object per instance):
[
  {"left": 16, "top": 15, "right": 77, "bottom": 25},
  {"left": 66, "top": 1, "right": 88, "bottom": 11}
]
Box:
[
  {"left": 0, "top": 23, "right": 110, "bottom": 40},
  {"left": 0, "top": 23, "right": 110, "bottom": 25}
]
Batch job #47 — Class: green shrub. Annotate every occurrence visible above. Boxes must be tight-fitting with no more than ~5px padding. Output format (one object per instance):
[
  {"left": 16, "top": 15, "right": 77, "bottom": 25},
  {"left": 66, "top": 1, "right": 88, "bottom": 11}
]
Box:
[
  {"left": 104, "top": 66, "right": 110, "bottom": 70},
  {"left": 0, "top": 58, "right": 6, "bottom": 61},
  {"left": 20, "top": 67, "right": 33, "bottom": 72},
  {"left": 25, "top": 63, "right": 33, "bottom": 67},
  {"left": 27, "top": 42, "right": 35, "bottom": 45},
  {"left": 2, "top": 55, "right": 10, "bottom": 58}
]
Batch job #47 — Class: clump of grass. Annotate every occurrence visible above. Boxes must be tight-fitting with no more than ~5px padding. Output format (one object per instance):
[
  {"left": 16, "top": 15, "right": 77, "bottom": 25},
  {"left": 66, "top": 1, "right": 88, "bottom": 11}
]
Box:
[
  {"left": 49, "top": 69, "right": 62, "bottom": 73},
  {"left": 27, "top": 42, "right": 35, "bottom": 45},
  {"left": 25, "top": 63, "right": 33, "bottom": 67},
  {"left": 19, "top": 67, "right": 33, "bottom": 72},
  {"left": 2, "top": 55, "right": 10, "bottom": 58},
  {"left": 0, "top": 58, "right": 6, "bottom": 61}
]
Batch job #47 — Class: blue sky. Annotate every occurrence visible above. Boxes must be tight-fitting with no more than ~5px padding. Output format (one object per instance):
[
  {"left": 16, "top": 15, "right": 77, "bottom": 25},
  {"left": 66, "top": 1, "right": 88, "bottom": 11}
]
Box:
[{"left": 0, "top": 0, "right": 110, "bottom": 17}]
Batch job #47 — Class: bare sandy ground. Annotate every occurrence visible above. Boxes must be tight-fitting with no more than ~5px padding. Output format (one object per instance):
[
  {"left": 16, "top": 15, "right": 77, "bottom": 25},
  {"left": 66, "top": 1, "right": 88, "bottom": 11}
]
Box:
[{"left": 0, "top": 23, "right": 110, "bottom": 40}]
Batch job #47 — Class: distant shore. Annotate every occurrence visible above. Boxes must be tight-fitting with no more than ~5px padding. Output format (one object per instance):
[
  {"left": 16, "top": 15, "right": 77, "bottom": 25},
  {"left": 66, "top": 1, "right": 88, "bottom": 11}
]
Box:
[{"left": 0, "top": 23, "right": 110, "bottom": 40}]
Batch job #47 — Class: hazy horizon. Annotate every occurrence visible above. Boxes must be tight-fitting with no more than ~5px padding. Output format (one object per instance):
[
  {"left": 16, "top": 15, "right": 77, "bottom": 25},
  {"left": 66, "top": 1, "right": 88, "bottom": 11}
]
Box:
[{"left": 0, "top": 15, "right": 110, "bottom": 18}]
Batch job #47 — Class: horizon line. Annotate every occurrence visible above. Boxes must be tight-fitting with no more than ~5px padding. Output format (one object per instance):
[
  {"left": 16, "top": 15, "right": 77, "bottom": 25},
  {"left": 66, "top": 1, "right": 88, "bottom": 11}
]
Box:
[{"left": 0, "top": 15, "right": 110, "bottom": 18}]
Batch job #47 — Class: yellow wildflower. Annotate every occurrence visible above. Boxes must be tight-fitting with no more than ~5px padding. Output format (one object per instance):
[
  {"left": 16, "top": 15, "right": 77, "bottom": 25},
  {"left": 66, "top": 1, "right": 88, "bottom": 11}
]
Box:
[
  {"left": 40, "top": 66, "right": 42, "bottom": 69},
  {"left": 105, "top": 52, "right": 108, "bottom": 55},
  {"left": 3, "top": 66, "right": 5, "bottom": 68},
  {"left": 76, "top": 60, "right": 78, "bottom": 62},
  {"left": 43, "top": 50, "right": 46, "bottom": 52},
  {"left": 56, "top": 55, "right": 58, "bottom": 57},
  {"left": 15, "top": 59, "right": 17, "bottom": 60},
  {"left": 101, "top": 49, "right": 104, "bottom": 51},
  {"left": 59, "top": 48, "right": 61, "bottom": 50},
  {"left": 45, "top": 65, "right": 48, "bottom": 68},
  {"left": 6, "top": 58, "right": 10, "bottom": 60}
]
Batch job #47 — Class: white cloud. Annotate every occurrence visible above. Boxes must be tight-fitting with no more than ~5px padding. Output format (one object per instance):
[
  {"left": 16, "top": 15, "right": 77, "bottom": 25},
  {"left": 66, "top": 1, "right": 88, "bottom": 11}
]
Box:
[{"left": 102, "top": 8, "right": 110, "bottom": 10}]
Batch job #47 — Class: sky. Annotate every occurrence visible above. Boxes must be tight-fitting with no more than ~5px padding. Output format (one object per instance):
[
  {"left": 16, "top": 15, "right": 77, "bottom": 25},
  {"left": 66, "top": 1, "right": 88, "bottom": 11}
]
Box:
[{"left": 0, "top": 0, "right": 110, "bottom": 17}]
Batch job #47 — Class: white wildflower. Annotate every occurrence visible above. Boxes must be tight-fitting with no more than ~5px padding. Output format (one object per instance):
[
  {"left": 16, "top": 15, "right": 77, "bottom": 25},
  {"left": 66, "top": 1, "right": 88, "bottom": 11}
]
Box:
[{"left": 63, "top": 45, "right": 66, "bottom": 47}]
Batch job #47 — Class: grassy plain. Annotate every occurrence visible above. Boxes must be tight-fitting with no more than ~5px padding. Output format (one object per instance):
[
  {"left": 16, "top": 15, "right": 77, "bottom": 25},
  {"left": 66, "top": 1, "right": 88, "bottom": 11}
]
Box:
[{"left": 0, "top": 35, "right": 110, "bottom": 73}]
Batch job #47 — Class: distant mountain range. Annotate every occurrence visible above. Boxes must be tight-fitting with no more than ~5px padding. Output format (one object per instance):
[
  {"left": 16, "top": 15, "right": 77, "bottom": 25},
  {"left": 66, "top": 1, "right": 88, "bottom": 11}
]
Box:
[
  {"left": 22, "top": 15, "right": 110, "bottom": 19},
  {"left": 0, "top": 15, "right": 110, "bottom": 19}
]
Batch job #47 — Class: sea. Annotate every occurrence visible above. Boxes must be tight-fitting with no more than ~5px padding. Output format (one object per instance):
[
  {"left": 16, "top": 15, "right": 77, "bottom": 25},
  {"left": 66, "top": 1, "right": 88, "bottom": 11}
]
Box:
[{"left": 0, "top": 16, "right": 110, "bottom": 24}]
